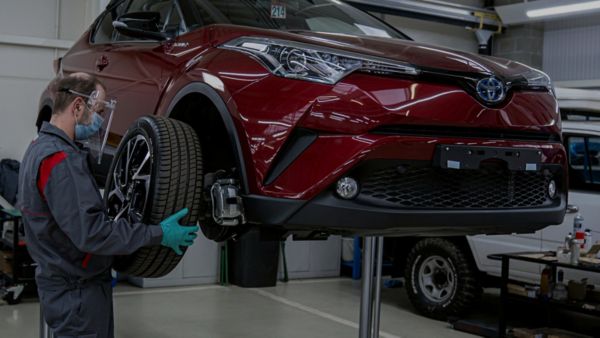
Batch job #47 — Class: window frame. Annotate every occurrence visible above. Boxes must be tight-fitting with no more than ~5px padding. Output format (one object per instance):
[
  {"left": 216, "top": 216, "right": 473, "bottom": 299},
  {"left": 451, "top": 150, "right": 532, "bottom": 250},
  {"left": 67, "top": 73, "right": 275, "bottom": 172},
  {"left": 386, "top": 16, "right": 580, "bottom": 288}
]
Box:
[
  {"left": 565, "top": 132, "right": 600, "bottom": 193},
  {"left": 89, "top": 0, "right": 129, "bottom": 45}
]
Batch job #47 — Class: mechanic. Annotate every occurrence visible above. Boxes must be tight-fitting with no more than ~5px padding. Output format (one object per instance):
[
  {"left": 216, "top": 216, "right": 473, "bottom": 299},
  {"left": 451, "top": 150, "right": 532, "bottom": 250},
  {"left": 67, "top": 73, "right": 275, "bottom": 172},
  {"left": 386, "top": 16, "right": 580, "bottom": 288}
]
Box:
[{"left": 17, "top": 73, "right": 199, "bottom": 338}]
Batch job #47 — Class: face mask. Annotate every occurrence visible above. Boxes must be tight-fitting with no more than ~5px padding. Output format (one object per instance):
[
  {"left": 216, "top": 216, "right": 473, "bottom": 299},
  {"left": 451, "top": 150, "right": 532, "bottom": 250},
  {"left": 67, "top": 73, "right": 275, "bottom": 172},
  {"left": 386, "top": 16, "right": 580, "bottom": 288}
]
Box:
[{"left": 75, "top": 112, "right": 104, "bottom": 141}]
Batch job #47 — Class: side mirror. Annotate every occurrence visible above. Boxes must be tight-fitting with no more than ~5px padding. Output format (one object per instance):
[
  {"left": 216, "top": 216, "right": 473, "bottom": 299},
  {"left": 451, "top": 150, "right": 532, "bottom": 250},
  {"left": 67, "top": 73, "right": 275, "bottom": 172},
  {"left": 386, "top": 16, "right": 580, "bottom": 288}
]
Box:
[{"left": 112, "top": 11, "right": 167, "bottom": 41}]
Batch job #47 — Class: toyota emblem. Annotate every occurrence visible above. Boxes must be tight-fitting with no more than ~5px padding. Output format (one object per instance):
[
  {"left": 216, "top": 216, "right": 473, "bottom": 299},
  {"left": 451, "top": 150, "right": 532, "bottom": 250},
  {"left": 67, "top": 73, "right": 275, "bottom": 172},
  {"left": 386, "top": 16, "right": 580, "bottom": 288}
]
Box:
[{"left": 476, "top": 77, "right": 506, "bottom": 103}]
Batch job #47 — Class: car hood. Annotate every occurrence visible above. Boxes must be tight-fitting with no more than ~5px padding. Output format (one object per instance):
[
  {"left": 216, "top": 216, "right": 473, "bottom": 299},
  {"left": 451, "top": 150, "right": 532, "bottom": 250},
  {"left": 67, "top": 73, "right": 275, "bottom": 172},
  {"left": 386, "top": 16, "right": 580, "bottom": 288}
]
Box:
[
  {"left": 285, "top": 30, "right": 532, "bottom": 79},
  {"left": 205, "top": 25, "right": 535, "bottom": 80}
]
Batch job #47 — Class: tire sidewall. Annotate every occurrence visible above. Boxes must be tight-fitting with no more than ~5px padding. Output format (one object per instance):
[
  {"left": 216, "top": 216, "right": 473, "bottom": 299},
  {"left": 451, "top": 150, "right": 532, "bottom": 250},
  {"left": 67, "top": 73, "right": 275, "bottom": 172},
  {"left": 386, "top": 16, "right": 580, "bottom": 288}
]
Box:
[{"left": 409, "top": 249, "right": 459, "bottom": 310}]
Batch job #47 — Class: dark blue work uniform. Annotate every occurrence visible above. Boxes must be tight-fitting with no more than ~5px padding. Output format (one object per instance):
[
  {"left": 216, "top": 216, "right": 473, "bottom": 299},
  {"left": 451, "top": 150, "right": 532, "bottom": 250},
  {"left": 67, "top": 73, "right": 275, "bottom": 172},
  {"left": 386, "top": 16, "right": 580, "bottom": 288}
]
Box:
[{"left": 18, "top": 122, "right": 163, "bottom": 338}]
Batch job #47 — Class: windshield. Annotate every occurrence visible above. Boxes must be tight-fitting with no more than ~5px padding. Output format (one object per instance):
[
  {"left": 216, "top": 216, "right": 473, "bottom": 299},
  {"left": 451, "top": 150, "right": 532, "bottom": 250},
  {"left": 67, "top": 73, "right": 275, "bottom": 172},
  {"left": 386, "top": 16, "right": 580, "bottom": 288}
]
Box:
[{"left": 185, "top": 0, "right": 407, "bottom": 39}]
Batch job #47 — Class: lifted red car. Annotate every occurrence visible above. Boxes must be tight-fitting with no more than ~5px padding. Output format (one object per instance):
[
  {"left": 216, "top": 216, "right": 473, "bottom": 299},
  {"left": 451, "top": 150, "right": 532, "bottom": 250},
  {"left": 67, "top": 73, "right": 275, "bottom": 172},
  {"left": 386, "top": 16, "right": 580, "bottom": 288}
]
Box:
[{"left": 38, "top": 0, "right": 566, "bottom": 277}]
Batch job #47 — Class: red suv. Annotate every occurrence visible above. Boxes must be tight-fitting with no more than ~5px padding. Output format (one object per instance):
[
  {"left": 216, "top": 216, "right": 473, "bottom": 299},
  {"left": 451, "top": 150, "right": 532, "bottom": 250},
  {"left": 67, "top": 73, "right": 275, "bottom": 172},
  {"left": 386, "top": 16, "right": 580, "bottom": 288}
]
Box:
[{"left": 38, "top": 0, "right": 567, "bottom": 277}]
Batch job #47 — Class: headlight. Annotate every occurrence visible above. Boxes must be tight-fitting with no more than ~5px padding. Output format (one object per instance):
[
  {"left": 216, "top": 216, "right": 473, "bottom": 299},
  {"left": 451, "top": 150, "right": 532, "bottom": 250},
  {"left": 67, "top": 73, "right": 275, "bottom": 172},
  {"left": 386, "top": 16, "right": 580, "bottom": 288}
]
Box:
[
  {"left": 516, "top": 67, "right": 553, "bottom": 90},
  {"left": 220, "top": 36, "right": 419, "bottom": 85}
]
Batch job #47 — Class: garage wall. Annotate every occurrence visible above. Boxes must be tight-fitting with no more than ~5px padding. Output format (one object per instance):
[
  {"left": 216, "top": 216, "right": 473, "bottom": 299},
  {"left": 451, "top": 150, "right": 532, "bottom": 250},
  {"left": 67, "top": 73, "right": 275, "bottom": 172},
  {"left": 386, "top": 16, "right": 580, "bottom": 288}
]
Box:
[
  {"left": 382, "top": 15, "right": 479, "bottom": 53},
  {"left": 373, "top": 0, "right": 483, "bottom": 53},
  {"left": 0, "top": 0, "right": 102, "bottom": 162},
  {"left": 543, "top": 13, "right": 600, "bottom": 88}
]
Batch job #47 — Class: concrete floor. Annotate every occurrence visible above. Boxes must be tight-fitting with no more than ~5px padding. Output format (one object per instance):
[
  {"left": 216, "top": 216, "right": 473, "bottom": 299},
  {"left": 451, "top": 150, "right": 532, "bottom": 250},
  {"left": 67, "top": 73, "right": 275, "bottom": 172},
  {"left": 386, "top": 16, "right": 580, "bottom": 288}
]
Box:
[{"left": 0, "top": 278, "right": 476, "bottom": 338}]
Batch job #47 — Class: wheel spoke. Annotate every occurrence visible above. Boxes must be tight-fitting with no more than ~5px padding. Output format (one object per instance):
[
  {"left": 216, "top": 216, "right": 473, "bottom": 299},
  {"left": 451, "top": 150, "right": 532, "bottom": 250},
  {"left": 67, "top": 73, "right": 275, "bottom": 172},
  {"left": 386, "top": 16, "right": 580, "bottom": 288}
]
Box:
[
  {"left": 435, "top": 259, "right": 447, "bottom": 269},
  {"left": 108, "top": 185, "right": 126, "bottom": 204},
  {"left": 129, "top": 208, "right": 143, "bottom": 223},
  {"left": 114, "top": 203, "right": 130, "bottom": 221},
  {"left": 430, "top": 287, "right": 443, "bottom": 300},
  {"left": 425, "top": 261, "right": 438, "bottom": 272},
  {"left": 421, "top": 275, "right": 434, "bottom": 288},
  {"left": 131, "top": 152, "right": 150, "bottom": 180},
  {"left": 113, "top": 163, "right": 121, "bottom": 188}
]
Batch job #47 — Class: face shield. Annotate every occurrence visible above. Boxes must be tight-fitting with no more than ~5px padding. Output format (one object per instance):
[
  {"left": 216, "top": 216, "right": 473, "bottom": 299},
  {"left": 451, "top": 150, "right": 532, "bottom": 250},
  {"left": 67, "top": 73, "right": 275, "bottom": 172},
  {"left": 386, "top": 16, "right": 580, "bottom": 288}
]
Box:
[{"left": 67, "top": 89, "right": 117, "bottom": 165}]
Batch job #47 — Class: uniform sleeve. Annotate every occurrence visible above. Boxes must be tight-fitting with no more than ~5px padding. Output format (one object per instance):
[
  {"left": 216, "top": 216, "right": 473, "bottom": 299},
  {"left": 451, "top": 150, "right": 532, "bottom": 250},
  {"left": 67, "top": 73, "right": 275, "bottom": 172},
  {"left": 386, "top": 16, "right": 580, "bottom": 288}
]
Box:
[{"left": 39, "top": 151, "right": 163, "bottom": 255}]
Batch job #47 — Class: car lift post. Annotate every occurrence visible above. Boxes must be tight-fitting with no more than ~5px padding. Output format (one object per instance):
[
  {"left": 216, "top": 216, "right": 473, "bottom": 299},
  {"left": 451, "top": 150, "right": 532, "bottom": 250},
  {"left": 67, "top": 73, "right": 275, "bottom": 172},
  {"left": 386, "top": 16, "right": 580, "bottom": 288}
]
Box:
[{"left": 359, "top": 236, "right": 384, "bottom": 338}]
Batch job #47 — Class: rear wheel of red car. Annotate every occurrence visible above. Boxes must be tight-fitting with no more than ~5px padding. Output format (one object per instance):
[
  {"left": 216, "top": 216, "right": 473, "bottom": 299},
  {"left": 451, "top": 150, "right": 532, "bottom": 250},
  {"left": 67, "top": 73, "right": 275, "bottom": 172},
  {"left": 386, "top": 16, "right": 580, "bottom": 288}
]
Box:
[
  {"left": 105, "top": 116, "right": 202, "bottom": 278},
  {"left": 405, "top": 238, "right": 481, "bottom": 320}
]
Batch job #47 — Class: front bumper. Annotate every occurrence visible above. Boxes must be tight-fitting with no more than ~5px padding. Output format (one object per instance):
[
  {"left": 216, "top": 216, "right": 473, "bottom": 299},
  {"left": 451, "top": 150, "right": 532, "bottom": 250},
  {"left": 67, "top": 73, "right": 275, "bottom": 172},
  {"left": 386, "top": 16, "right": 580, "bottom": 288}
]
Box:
[
  {"left": 244, "top": 191, "right": 566, "bottom": 236},
  {"left": 246, "top": 140, "right": 567, "bottom": 236},
  {"left": 259, "top": 131, "right": 566, "bottom": 199}
]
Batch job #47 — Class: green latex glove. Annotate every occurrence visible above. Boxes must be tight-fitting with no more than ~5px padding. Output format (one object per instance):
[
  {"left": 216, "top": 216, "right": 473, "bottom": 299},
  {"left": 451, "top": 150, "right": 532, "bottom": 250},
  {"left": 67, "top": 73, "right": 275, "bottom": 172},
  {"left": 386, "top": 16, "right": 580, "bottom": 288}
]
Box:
[{"left": 160, "top": 208, "right": 199, "bottom": 255}]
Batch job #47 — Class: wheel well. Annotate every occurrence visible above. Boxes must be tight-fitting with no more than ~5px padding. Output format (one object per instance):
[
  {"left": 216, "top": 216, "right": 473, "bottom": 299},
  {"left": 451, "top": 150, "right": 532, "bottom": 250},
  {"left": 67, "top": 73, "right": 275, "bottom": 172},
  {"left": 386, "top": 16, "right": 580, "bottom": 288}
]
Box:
[
  {"left": 168, "top": 93, "right": 237, "bottom": 175},
  {"left": 37, "top": 105, "right": 52, "bottom": 131}
]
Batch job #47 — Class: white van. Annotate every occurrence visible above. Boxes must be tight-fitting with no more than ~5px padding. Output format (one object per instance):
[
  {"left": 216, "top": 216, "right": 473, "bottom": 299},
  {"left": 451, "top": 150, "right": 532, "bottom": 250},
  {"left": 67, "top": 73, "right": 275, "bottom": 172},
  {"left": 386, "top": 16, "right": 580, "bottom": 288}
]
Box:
[{"left": 394, "top": 88, "right": 600, "bottom": 319}]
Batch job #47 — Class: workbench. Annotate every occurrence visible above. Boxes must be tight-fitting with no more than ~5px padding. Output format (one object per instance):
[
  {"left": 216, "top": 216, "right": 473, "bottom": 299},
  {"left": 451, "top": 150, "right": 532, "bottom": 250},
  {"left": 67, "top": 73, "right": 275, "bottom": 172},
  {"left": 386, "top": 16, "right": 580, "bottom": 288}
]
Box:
[{"left": 489, "top": 252, "right": 600, "bottom": 338}]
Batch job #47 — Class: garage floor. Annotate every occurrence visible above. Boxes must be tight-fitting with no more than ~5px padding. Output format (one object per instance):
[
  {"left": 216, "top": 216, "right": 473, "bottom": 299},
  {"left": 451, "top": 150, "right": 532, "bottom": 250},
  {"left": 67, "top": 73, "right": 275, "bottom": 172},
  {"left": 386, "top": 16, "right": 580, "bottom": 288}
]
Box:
[{"left": 0, "top": 278, "right": 476, "bottom": 338}]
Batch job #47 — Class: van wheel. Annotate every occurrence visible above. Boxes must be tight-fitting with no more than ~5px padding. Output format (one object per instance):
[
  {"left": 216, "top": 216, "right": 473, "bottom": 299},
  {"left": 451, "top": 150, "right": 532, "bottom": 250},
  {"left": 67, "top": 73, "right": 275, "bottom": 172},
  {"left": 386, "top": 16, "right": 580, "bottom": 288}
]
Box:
[
  {"left": 405, "top": 238, "right": 481, "bottom": 320},
  {"left": 105, "top": 116, "right": 202, "bottom": 278}
]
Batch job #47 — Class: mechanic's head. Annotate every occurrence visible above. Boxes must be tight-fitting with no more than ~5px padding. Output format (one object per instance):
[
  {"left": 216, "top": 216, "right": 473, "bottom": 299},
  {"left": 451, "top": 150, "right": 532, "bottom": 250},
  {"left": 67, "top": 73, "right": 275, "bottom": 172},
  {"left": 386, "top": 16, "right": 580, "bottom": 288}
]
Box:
[{"left": 51, "top": 73, "right": 107, "bottom": 140}]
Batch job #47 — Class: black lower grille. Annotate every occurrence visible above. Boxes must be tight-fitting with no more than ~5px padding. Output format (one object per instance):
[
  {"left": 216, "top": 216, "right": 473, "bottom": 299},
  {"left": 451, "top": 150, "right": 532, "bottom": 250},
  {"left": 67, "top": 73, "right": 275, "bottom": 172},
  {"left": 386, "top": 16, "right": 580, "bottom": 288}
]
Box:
[
  {"left": 371, "top": 125, "right": 559, "bottom": 142},
  {"left": 359, "top": 165, "right": 555, "bottom": 209}
]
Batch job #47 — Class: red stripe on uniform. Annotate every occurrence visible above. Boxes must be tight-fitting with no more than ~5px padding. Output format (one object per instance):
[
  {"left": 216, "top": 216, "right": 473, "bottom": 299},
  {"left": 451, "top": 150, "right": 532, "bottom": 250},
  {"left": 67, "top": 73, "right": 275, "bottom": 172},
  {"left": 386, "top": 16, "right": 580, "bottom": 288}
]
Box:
[
  {"left": 37, "top": 151, "right": 67, "bottom": 200},
  {"left": 82, "top": 253, "right": 92, "bottom": 268}
]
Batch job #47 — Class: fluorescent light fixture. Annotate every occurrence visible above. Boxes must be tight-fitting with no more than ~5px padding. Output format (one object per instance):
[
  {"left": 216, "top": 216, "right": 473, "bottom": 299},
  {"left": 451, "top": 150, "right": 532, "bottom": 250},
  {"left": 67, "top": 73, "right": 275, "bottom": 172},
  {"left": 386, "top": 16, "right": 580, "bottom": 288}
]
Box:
[
  {"left": 417, "top": 2, "right": 472, "bottom": 16},
  {"left": 526, "top": 0, "right": 600, "bottom": 18}
]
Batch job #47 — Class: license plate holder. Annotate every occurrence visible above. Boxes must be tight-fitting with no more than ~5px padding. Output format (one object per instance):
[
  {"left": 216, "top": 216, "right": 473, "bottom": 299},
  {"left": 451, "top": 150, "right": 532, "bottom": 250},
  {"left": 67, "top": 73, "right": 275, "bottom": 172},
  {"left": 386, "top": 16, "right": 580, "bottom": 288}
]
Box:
[{"left": 435, "top": 145, "right": 542, "bottom": 171}]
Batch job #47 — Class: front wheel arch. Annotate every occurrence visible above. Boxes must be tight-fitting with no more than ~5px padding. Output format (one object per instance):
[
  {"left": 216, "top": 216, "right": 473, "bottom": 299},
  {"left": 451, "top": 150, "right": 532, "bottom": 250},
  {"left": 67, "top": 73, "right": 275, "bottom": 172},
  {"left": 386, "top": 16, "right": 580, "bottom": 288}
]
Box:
[{"left": 166, "top": 82, "right": 249, "bottom": 194}]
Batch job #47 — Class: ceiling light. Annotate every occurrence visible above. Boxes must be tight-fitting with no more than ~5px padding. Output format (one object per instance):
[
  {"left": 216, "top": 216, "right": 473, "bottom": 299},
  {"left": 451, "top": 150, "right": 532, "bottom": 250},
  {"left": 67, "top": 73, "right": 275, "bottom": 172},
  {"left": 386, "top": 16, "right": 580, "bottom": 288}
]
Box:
[{"left": 526, "top": 1, "right": 600, "bottom": 18}]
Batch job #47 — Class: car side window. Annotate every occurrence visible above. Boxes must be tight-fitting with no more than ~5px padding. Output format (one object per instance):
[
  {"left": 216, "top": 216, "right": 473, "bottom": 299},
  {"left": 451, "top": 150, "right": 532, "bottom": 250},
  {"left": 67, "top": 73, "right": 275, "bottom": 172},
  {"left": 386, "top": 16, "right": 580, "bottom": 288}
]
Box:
[
  {"left": 567, "top": 136, "right": 600, "bottom": 191},
  {"left": 92, "top": 1, "right": 128, "bottom": 44},
  {"left": 162, "top": 2, "right": 186, "bottom": 35}
]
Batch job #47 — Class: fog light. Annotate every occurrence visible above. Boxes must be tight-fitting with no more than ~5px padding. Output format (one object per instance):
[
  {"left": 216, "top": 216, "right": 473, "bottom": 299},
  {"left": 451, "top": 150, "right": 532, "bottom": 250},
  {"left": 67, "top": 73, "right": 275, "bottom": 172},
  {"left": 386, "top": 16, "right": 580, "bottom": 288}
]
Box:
[
  {"left": 336, "top": 177, "right": 359, "bottom": 199},
  {"left": 548, "top": 180, "right": 557, "bottom": 199}
]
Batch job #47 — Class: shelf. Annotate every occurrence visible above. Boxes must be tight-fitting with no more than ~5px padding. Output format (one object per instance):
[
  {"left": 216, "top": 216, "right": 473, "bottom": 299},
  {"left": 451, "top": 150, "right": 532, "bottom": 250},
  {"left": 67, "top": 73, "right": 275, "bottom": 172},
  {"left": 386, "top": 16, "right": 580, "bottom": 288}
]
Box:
[
  {"left": 490, "top": 252, "right": 600, "bottom": 274},
  {"left": 495, "top": 252, "right": 600, "bottom": 337},
  {"left": 507, "top": 294, "right": 600, "bottom": 317},
  {"left": 549, "top": 298, "right": 600, "bottom": 316}
]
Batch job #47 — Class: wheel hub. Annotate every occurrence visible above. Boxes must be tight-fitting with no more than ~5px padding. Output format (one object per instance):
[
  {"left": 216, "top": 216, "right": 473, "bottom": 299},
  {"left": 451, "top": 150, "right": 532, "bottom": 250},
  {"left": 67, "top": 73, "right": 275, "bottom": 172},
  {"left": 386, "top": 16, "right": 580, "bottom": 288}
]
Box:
[
  {"left": 433, "top": 269, "right": 448, "bottom": 287},
  {"left": 418, "top": 255, "right": 456, "bottom": 303}
]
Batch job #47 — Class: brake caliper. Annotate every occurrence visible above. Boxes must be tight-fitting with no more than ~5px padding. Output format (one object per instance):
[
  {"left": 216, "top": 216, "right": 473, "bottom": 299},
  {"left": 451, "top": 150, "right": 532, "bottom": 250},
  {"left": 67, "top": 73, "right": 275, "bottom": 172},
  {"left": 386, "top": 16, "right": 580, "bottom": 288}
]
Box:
[{"left": 210, "top": 178, "right": 245, "bottom": 226}]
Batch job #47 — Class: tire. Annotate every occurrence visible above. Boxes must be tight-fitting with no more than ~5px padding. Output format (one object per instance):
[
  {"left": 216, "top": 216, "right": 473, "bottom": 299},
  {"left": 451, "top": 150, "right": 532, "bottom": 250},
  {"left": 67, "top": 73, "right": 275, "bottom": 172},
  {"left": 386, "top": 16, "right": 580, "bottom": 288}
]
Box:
[
  {"left": 404, "top": 238, "right": 481, "bottom": 320},
  {"left": 105, "top": 116, "right": 202, "bottom": 278}
]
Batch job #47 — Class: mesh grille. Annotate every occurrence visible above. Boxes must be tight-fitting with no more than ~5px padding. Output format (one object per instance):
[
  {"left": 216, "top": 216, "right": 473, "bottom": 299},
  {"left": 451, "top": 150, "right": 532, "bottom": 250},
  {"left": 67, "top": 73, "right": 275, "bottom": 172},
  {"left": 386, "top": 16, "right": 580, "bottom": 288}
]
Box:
[{"left": 359, "top": 166, "right": 553, "bottom": 209}]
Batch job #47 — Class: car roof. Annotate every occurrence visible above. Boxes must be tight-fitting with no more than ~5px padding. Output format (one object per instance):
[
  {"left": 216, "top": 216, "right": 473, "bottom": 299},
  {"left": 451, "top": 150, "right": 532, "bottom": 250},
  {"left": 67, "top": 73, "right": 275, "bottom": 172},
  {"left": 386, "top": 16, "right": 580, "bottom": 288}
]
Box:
[
  {"left": 563, "top": 120, "right": 600, "bottom": 135},
  {"left": 555, "top": 87, "right": 600, "bottom": 112}
]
